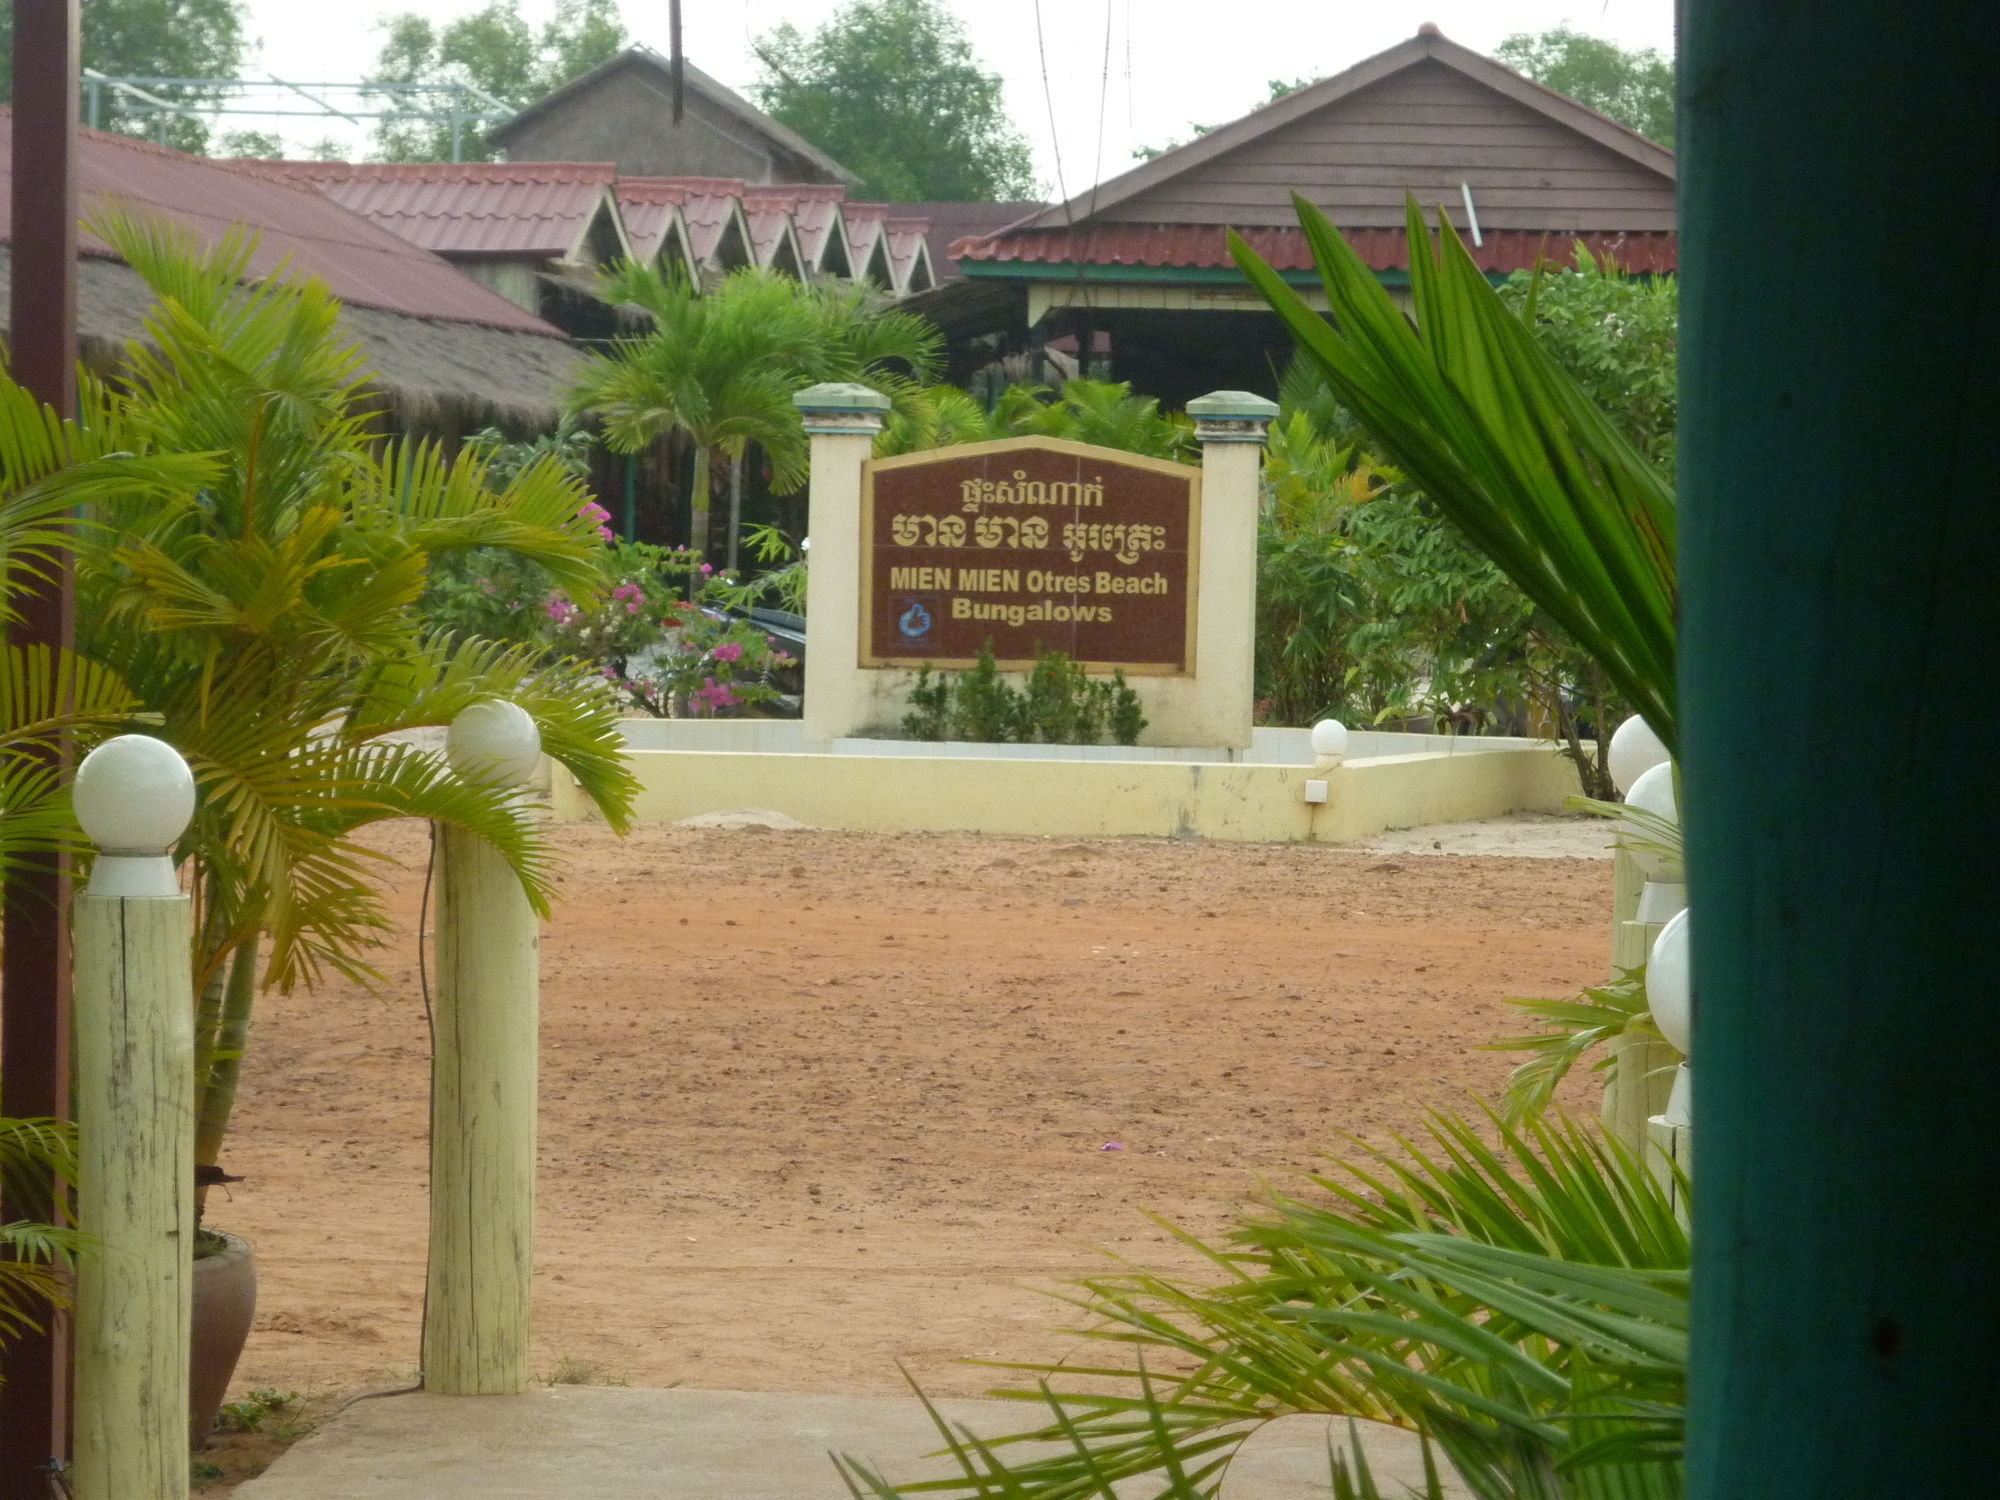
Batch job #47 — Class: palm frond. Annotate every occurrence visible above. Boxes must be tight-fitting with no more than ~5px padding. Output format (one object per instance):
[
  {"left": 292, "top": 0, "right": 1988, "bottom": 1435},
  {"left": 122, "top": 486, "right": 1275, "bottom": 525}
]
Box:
[
  {"left": 845, "top": 1108, "right": 1685, "bottom": 1498},
  {"left": 1230, "top": 197, "right": 1676, "bottom": 754}
]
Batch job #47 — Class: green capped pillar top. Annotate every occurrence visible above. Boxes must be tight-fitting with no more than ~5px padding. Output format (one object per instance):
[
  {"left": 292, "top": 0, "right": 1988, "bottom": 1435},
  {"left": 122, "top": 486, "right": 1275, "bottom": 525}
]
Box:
[
  {"left": 794, "top": 382, "right": 891, "bottom": 435},
  {"left": 1187, "top": 389, "right": 1281, "bottom": 443}
]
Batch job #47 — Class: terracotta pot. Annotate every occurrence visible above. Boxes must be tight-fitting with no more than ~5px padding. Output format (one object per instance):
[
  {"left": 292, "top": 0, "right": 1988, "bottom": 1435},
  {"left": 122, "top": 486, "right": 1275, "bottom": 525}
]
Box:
[{"left": 190, "top": 1232, "right": 258, "bottom": 1448}]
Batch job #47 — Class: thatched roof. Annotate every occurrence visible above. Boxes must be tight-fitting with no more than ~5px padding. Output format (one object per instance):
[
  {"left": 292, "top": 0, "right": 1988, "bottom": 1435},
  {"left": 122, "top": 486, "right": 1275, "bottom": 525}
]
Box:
[{"left": 0, "top": 250, "right": 583, "bottom": 435}]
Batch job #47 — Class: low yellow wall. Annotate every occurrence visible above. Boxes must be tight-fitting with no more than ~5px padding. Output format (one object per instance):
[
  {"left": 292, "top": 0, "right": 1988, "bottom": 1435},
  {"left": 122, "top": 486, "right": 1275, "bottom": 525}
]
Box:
[{"left": 551, "top": 743, "right": 1577, "bottom": 844}]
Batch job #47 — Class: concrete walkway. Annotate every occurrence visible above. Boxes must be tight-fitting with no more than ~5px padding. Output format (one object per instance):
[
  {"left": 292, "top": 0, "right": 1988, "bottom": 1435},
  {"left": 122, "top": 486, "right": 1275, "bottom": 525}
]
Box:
[{"left": 236, "top": 1386, "right": 1464, "bottom": 1498}]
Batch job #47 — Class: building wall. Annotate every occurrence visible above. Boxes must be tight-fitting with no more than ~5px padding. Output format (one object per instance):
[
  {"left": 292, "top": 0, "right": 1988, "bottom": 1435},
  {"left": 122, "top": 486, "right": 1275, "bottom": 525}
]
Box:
[
  {"left": 547, "top": 739, "right": 1577, "bottom": 842},
  {"left": 454, "top": 259, "right": 543, "bottom": 315},
  {"left": 1103, "top": 58, "right": 1676, "bottom": 232},
  {"left": 501, "top": 67, "right": 786, "bottom": 181}
]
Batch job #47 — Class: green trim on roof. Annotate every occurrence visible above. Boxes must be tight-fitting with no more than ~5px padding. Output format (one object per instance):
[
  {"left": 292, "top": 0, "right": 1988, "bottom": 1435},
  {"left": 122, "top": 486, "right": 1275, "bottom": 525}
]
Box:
[{"left": 958, "top": 259, "right": 1522, "bottom": 290}]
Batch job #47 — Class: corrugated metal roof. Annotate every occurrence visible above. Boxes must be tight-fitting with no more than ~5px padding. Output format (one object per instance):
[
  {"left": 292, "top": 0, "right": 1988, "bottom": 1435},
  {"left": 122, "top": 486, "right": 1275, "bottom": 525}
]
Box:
[
  {"left": 0, "top": 114, "right": 562, "bottom": 337},
  {"left": 258, "top": 160, "right": 616, "bottom": 260},
  {"left": 951, "top": 224, "right": 1678, "bottom": 276}
]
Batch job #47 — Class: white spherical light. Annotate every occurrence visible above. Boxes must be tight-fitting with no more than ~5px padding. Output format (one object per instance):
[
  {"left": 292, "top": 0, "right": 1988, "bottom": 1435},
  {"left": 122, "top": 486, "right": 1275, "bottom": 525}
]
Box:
[
  {"left": 73, "top": 735, "right": 196, "bottom": 854},
  {"left": 1310, "top": 719, "right": 1349, "bottom": 760},
  {"left": 1607, "top": 715, "right": 1669, "bottom": 796},
  {"left": 1647, "top": 908, "right": 1692, "bottom": 1054},
  {"left": 1620, "top": 761, "right": 1683, "bottom": 882},
  {"left": 447, "top": 700, "right": 542, "bottom": 788}
]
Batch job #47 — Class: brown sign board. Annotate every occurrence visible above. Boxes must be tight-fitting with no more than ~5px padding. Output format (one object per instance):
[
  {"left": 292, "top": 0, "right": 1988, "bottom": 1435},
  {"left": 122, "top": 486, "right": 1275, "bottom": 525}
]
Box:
[{"left": 859, "top": 437, "right": 1201, "bottom": 673}]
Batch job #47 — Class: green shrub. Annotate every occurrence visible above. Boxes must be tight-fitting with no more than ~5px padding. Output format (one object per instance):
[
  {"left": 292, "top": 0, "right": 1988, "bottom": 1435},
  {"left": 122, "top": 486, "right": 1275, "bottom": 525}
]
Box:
[{"left": 900, "top": 646, "right": 1147, "bottom": 746}]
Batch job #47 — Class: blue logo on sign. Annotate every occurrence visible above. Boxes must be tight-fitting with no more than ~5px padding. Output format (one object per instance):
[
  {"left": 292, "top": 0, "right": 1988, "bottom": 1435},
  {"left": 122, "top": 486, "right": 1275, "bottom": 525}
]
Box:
[{"left": 899, "top": 601, "right": 933, "bottom": 639}]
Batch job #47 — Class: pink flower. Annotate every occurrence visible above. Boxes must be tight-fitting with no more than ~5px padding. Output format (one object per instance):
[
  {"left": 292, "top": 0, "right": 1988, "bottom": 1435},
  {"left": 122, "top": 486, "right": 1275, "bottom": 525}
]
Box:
[
  {"left": 699, "top": 562, "right": 714, "bottom": 575},
  {"left": 597, "top": 526, "right": 615, "bottom": 543},
  {"left": 625, "top": 602, "right": 641, "bottom": 614},
  {"left": 692, "top": 676, "right": 739, "bottom": 713},
  {"left": 711, "top": 641, "right": 744, "bottom": 664}
]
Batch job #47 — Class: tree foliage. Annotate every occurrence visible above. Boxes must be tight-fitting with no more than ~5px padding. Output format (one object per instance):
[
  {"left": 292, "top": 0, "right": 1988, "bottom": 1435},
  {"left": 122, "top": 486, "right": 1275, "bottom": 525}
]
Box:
[
  {"left": 0, "top": 0, "right": 246, "bottom": 153},
  {"left": 569, "top": 264, "right": 940, "bottom": 567},
  {"left": 370, "top": 0, "right": 625, "bottom": 162},
  {"left": 751, "top": 0, "right": 1035, "bottom": 201},
  {"left": 1494, "top": 25, "right": 1676, "bottom": 146}
]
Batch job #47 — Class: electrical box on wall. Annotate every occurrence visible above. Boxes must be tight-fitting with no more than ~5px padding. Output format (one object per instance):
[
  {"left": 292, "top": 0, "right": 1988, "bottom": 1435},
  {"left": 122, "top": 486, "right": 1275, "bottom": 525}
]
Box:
[{"left": 1303, "top": 779, "right": 1328, "bottom": 805}]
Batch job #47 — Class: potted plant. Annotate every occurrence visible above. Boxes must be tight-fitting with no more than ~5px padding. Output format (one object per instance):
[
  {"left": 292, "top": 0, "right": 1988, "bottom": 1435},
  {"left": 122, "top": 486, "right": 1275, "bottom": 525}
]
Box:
[{"left": 63, "top": 214, "right": 638, "bottom": 1440}]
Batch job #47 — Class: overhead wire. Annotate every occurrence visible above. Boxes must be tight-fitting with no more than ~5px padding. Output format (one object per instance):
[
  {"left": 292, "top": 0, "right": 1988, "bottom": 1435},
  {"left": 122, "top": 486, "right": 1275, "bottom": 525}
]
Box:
[{"left": 1032, "top": 0, "right": 1101, "bottom": 359}]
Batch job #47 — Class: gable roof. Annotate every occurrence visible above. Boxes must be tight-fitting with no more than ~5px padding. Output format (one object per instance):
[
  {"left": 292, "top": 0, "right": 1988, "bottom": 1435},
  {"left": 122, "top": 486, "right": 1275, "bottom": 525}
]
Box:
[
  {"left": 616, "top": 177, "right": 753, "bottom": 267},
  {"left": 613, "top": 186, "right": 696, "bottom": 278},
  {"left": 256, "top": 160, "right": 628, "bottom": 263},
  {"left": 489, "top": 49, "right": 858, "bottom": 187},
  {"left": 1022, "top": 28, "right": 1674, "bottom": 234},
  {"left": 739, "top": 184, "right": 851, "bottom": 273},
  {"left": 883, "top": 217, "right": 937, "bottom": 293}
]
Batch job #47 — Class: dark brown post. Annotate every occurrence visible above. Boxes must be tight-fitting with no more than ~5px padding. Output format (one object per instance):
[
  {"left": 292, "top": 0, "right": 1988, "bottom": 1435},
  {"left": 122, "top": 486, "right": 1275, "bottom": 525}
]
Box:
[{"left": 2, "top": 0, "right": 80, "bottom": 1485}]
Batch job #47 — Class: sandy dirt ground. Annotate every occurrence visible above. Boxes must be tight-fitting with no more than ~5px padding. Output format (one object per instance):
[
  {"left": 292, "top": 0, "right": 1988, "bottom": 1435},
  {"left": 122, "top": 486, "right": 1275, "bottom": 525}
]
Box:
[{"left": 214, "top": 821, "right": 1613, "bottom": 1419}]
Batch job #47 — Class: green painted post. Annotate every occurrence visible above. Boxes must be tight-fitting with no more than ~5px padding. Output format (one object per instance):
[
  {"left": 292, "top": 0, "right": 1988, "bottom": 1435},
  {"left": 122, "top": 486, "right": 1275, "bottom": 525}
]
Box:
[
  {"left": 622, "top": 454, "right": 638, "bottom": 542},
  {"left": 1679, "top": 4, "right": 2000, "bottom": 1494}
]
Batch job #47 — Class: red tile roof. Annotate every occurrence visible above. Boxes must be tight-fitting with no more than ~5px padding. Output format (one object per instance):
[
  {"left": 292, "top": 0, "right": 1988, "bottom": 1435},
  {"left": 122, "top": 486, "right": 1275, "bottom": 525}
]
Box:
[
  {"left": 741, "top": 197, "right": 799, "bottom": 269},
  {"left": 616, "top": 178, "right": 746, "bottom": 263},
  {"left": 743, "top": 185, "right": 847, "bottom": 271},
  {"left": 899, "top": 201, "right": 1044, "bottom": 280},
  {"left": 0, "top": 114, "right": 561, "bottom": 336},
  {"left": 883, "top": 217, "right": 933, "bottom": 291},
  {"left": 611, "top": 189, "right": 689, "bottom": 273},
  {"left": 255, "top": 160, "right": 617, "bottom": 260},
  {"left": 951, "top": 223, "right": 1677, "bottom": 276},
  {"left": 842, "top": 201, "right": 888, "bottom": 276}
]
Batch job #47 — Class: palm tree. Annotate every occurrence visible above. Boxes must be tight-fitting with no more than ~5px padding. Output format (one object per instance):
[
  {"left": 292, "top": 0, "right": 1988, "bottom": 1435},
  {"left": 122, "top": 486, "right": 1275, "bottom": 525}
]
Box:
[
  {"left": 69, "top": 213, "right": 639, "bottom": 1187},
  {"left": 569, "top": 265, "right": 940, "bottom": 578}
]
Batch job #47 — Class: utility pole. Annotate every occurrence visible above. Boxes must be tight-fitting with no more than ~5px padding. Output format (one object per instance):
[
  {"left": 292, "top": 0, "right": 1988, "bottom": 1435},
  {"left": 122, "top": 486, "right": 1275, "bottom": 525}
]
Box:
[{"left": 1, "top": 0, "right": 81, "bottom": 1488}]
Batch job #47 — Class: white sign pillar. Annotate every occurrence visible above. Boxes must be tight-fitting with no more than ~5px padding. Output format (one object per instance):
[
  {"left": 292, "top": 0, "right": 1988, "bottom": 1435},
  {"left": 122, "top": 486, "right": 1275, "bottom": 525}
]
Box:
[
  {"left": 1183, "top": 390, "right": 1279, "bottom": 750},
  {"left": 795, "top": 382, "right": 891, "bottom": 745},
  {"left": 70, "top": 735, "right": 198, "bottom": 1500}
]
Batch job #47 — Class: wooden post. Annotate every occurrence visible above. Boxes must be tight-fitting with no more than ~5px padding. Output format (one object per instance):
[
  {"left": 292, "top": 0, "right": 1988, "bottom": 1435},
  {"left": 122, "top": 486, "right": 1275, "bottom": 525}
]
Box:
[
  {"left": 1680, "top": 2, "right": 2000, "bottom": 1491},
  {"left": 425, "top": 704, "right": 541, "bottom": 1394},
  {"left": 71, "top": 898, "right": 194, "bottom": 1500},
  {"left": 1601, "top": 848, "right": 1679, "bottom": 1152},
  {"left": 68, "top": 736, "right": 197, "bottom": 1500}
]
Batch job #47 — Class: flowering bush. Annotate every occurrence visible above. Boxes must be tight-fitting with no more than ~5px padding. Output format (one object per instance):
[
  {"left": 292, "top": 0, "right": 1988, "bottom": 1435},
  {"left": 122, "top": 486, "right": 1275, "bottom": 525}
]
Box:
[
  {"left": 419, "top": 450, "right": 792, "bottom": 718},
  {"left": 611, "top": 573, "right": 794, "bottom": 719}
]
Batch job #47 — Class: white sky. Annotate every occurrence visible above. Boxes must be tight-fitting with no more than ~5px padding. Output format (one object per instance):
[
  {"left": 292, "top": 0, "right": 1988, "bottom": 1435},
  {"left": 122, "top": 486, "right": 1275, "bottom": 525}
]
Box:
[{"left": 231, "top": 0, "right": 1675, "bottom": 189}]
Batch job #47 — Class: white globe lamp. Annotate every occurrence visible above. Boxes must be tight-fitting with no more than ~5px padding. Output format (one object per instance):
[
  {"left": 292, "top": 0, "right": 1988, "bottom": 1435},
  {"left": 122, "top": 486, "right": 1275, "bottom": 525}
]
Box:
[
  {"left": 1647, "top": 909, "right": 1692, "bottom": 1055},
  {"left": 447, "top": 700, "right": 542, "bottom": 788},
  {"left": 1620, "top": 761, "right": 1684, "bottom": 883},
  {"left": 1310, "top": 719, "right": 1349, "bottom": 762},
  {"left": 74, "top": 734, "right": 196, "bottom": 897},
  {"left": 1607, "top": 715, "right": 1669, "bottom": 795}
]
